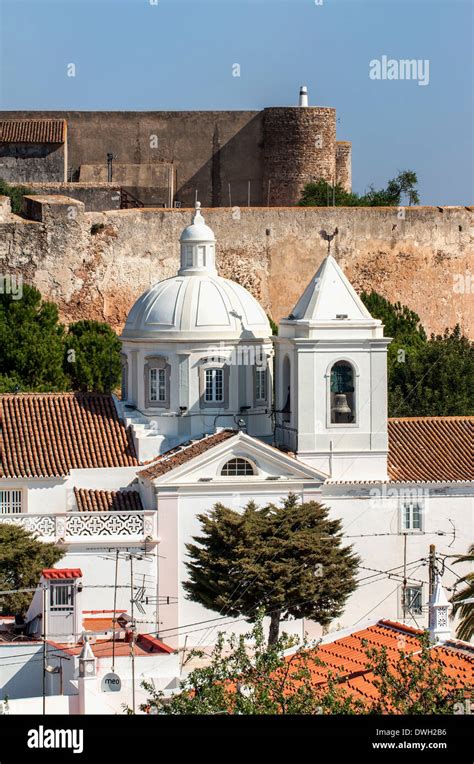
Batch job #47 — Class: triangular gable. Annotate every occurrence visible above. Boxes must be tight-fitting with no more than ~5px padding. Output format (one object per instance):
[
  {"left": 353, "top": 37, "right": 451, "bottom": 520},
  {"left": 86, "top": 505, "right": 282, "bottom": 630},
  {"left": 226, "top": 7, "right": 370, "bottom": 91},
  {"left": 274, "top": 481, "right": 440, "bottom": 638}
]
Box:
[
  {"left": 290, "top": 255, "right": 375, "bottom": 323},
  {"left": 140, "top": 431, "right": 328, "bottom": 486}
]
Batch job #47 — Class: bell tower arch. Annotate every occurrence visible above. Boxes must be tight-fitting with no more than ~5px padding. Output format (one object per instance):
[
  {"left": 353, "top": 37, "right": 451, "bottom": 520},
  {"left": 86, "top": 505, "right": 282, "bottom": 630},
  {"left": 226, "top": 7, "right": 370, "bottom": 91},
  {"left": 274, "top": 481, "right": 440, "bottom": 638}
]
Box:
[{"left": 274, "top": 255, "right": 390, "bottom": 481}]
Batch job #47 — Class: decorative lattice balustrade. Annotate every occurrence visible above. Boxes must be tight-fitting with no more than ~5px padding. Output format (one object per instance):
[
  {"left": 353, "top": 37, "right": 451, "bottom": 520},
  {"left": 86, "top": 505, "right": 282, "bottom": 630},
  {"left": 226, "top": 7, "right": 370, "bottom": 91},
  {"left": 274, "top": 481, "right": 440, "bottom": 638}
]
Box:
[{"left": 0, "top": 512, "right": 157, "bottom": 543}]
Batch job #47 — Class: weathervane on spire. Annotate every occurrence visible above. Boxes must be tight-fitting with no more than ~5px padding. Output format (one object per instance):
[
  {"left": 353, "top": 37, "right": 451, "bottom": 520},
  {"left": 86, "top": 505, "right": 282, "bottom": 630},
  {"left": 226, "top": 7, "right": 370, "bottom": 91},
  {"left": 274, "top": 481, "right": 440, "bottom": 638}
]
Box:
[{"left": 320, "top": 227, "right": 339, "bottom": 256}]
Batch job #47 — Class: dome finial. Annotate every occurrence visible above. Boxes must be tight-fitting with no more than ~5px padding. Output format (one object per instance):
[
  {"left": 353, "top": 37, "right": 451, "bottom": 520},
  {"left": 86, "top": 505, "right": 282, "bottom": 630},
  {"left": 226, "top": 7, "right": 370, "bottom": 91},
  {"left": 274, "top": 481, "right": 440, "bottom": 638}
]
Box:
[{"left": 192, "top": 200, "right": 204, "bottom": 224}]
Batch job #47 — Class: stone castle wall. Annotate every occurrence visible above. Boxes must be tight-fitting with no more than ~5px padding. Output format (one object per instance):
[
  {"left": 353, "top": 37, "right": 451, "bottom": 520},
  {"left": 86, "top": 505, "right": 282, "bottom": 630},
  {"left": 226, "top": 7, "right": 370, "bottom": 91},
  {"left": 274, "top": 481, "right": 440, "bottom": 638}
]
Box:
[
  {"left": 336, "top": 142, "right": 352, "bottom": 193},
  {"left": 263, "top": 107, "right": 337, "bottom": 206},
  {"left": 0, "top": 198, "right": 471, "bottom": 338},
  {"left": 1, "top": 107, "right": 350, "bottom": 207}
]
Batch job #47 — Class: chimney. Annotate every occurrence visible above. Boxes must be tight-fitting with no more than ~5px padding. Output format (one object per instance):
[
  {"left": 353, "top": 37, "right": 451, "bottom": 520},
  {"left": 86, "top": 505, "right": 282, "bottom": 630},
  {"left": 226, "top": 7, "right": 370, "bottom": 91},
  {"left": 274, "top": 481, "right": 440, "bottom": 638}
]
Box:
[
  {"left": 429, "top": 575, "right": 451, "bottom": 644},
  {"left": 299, "top": 85, "right": 309, "bottom": 107}
]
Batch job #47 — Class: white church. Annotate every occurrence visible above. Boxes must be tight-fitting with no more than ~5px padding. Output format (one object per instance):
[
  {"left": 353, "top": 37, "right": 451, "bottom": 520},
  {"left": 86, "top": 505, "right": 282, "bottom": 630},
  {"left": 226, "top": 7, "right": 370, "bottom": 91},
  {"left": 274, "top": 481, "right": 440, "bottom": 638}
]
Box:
[{"left": 0, "top": 204, "right": 472, "bottom": 648}]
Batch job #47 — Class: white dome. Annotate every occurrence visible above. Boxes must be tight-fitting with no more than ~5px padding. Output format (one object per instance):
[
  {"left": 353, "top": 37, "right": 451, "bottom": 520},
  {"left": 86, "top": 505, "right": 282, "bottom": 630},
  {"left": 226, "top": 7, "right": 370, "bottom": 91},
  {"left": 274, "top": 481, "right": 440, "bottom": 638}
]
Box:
[
  {"left": 122, "top": 202, "right": 271, "bottom": 341},
  {"left": 121, "top": 274, "right": 271, "bottom": 341}
]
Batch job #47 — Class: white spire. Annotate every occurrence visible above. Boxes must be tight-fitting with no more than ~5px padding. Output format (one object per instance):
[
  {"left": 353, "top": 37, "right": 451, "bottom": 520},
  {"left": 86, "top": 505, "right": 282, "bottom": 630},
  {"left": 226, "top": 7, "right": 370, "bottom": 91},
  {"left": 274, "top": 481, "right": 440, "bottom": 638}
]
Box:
[
  {"left": 429, "top": 575, "right": 451, "bottom": 644},
  {"left": 178, "top": 201, "right": 217, "bottom": 276},
  {"left": 288, "top": 255, "right": 376, "bottom": 323},
  {"left": 79, "top": 634, "right": 95, "bottom": 662}
]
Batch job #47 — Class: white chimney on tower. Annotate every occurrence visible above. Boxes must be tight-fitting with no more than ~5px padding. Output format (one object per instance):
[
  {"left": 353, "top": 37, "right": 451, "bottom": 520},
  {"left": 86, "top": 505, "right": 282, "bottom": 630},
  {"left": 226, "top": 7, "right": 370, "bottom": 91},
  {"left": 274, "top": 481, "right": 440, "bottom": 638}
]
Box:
[
  {"left": 299, "top": 85, "right": 309, "bottom": 107},
  {"left": 429, "top": 575, "right": 451, "bottom": 644}
]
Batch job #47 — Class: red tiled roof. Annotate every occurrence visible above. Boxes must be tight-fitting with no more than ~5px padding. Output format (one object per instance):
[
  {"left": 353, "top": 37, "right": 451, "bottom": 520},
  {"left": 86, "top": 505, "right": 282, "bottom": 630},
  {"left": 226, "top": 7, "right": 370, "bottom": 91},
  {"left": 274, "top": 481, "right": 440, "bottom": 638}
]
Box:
[
  {"left": 0, "top": 393, "right": 138, "bottom": 478},
  {"left": 388, "top": 417, "right": 474, "bottom": 482},
  {"left": 47, "top": 634, "right": 174, "bottom": 657},
  {"left": 74, "top": 487, "right": 143, "bottom": 512},
  {"left": 286, "top": 620, "right": 473, "bottom": 706},
  {"left": 139, "top": 429, "right": 237, "bottom": 480},
  {"left": 42, "top": 568, "right": 82, "bottom": 580},
  {"left": 0, "top": 119, "right": 66, "bottom": 143}
]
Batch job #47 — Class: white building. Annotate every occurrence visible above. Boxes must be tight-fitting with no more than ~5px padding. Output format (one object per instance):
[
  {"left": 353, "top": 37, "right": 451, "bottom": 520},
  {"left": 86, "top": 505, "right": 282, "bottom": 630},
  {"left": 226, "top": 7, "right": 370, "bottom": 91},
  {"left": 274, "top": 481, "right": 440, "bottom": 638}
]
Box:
[{"left": 0, "top": 203, "right": 472, "bottom": 650}]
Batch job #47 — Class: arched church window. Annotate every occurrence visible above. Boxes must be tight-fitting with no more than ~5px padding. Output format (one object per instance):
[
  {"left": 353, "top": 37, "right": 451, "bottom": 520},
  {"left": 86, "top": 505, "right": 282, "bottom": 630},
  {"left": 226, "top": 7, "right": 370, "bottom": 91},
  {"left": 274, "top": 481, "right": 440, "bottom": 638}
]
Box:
[
  {"left": 330, "top": 361, "right": 356, "bottom": 424},
  {"left": 144, "top": 356, "right": 170, "bottom": 409},
  {"left": 221, "top": 458, "right": 255, "bottom": 476}
]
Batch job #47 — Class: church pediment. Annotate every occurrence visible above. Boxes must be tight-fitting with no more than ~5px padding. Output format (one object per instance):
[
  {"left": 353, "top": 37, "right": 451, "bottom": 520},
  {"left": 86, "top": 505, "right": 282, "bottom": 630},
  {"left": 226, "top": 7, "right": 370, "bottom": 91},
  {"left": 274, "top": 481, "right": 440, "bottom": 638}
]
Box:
[{"left": 139, "top": 430, "right": 328, "bottom": 486}]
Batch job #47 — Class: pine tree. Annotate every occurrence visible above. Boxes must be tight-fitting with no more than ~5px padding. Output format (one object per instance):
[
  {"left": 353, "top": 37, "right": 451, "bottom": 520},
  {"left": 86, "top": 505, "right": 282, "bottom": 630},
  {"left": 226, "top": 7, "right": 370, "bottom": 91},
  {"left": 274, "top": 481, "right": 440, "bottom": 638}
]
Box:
[
  {"left": 0, "top": 525, "right": 64, "bottom": 617},
  {"left": 184, "top": 494, "right": 359, "bottom": 644}
]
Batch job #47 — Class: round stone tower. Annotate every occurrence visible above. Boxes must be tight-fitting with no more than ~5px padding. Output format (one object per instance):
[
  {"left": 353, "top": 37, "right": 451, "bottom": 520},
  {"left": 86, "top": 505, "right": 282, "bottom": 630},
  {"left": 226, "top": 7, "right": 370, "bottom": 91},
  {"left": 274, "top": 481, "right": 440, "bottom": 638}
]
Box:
[{"left": 262, "top": 105, "right": 337, "bottom": 206}]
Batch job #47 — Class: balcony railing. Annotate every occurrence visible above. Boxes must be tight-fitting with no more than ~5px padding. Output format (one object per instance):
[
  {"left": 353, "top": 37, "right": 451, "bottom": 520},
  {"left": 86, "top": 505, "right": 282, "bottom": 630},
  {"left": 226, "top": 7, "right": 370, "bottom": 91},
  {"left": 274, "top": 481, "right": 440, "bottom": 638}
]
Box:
[{"left": 0, "top": 511, "right": 157, "bottom": 545}]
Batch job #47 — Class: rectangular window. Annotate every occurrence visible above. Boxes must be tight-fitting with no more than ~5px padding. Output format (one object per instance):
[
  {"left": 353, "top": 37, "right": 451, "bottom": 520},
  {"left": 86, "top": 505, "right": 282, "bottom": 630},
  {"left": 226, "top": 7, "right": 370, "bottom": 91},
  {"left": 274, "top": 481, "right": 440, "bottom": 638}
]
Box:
[
  {"left": 197, "top": 245, "right": 205, "bottom": 267},
  {"left": 205, "top": 368, "right": 224, "bottom": 402},
  {"left": 404, "top": 585, "right": 423, "bottom": 616},
  {"left": 0, "top": 490, "right": 22, "bottom": 514},
  {"left": 150, "top": 368, "right": 158, "bottom": 401},
  {"left": 50, "top": 583, "right": 75, "bottom": 612},
  {"left": 158, "top": 368, "right": 166, "bottom": 402},
  {"left": 255, "top": 368, "right": 267, "bottom": 401},
  {"left": 185, "top": 246, "right": 194, "bottom": 267},
  {"left": 149, "top": 367, "right": 167, "bottom": 404},
  {"left": 401, "top": 502, "right": 423, "bottom": 532}
]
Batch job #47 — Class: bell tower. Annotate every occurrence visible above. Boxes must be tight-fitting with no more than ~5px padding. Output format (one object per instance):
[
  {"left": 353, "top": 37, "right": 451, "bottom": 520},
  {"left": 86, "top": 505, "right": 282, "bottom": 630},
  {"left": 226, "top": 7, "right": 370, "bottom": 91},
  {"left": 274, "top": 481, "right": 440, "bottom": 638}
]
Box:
[{"left": 274, "top": 254, "right": 390, "bottom": 481}]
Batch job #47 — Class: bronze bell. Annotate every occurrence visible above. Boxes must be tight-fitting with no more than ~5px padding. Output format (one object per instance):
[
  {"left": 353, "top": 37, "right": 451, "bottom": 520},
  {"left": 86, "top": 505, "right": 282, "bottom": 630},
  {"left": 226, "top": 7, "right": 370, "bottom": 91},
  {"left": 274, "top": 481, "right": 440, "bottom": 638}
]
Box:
[{"left": 332, "top": 393, "right": 351, "bottom": 415}]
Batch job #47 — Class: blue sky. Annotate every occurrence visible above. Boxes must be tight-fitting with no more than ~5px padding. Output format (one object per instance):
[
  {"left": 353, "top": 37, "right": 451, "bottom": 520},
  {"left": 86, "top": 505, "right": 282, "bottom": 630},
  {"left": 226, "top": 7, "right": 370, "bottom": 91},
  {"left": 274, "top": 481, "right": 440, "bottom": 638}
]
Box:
[{"left": 0, "top": 0, "right": 472, "bottom": 204}]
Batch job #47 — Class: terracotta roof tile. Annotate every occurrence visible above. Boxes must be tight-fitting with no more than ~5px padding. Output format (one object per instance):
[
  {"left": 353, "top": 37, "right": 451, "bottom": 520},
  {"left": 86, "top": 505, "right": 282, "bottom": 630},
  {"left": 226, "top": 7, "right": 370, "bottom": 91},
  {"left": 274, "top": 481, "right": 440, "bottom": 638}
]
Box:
[
  {"left": 0, "top": 119, "right": 66, "bottom": 143},
  {"left": 388, "top": 417, "right": 473, "bottom": 482},
  {"left": 286, "top": 619, "right": 473, "bottom": 706},
  {"left": 0, "top": 393, "right": 138, "bottom": 478},
  {"left": 47, "top": 635, "right": 174, "bottom": 657},
  {"left": 74, "top": 487, "right": 143, "bottom": 512},
  {"left": 42, "top": 568, "right": 82, "bottom": 580},
  {"left": 139, "top": 429, "right": 237, "bottom": 480}
]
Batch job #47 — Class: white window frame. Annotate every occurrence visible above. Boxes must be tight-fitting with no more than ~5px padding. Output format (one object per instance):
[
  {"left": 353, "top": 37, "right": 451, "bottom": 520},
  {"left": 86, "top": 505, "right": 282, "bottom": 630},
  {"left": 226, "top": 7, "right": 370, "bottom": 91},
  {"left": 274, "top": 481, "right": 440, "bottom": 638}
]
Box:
[
  {"left": 205, "top": 368, "right": 224, "bottom": 403},
  {"left": 150, "top": 367, "right": 166, "bottom": 403},
  {"left": 403, "top": 585, "right": 423, "bottom": 616},
  {"left": 0, "top": 489, "right": 23, "bottom": 514},
  {"left": 255, "top": 367, "right": 267, "bottom": 404},
  {"left": 49, "top": 582, "right": 75, "bottom": 612},
  {"left": 220, "top": 458, "right": 256, "bottom": 477},
  {"left": 400, "top": 501, "right": 424, "bottom": 533}
]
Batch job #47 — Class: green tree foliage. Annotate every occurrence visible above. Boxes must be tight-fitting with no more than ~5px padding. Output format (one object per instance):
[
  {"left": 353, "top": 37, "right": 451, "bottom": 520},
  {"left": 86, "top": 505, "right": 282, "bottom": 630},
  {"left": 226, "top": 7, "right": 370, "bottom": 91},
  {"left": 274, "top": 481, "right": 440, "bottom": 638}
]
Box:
[
  {"left": 0, "top": 285, "right": 122, "bottom": 393},
  {"left": 0, "top": 179, "right": 35, "bottom": 215},
  {"left": 64, "top": 319, "right": 122, "bottom": 393},
  {"left": 0, "top": 285, "right": 68, "bottom": 391},
  {"left": 299, "top": 170, "right": 419, "bottom": 207},
  {"left": 184, "top": 494, "right": 359, "bottom": 645},
  {"left": 360, "top": 292, "right": 473, "bottom": 417},
  {"left": 0, "top": 524, "right": 64, "bottom": 617},
  {"left": 140, "top": 618, "right": 465, "bottom": 715},
  {"left": 450, "top": 544, "right": 474, "bottom": 642}
]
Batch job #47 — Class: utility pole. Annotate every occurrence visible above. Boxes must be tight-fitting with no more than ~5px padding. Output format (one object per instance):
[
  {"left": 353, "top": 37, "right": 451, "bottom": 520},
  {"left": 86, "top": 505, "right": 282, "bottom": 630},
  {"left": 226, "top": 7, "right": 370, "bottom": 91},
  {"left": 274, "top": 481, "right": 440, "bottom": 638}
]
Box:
[
  {"left": 428, "top": 544, "right": 436, "bottom": 629},
  {"left": 402, "top": 534, "right": 407, "bottom": 620},
  {"left": 42, "top": 585, "right": 46, "bottom": 715},
  {"left": 112, "top": 549, "right": 119, "bottom": 673},
  {"left": 130, "top": 554, "right": 136, "bottom": 715}
]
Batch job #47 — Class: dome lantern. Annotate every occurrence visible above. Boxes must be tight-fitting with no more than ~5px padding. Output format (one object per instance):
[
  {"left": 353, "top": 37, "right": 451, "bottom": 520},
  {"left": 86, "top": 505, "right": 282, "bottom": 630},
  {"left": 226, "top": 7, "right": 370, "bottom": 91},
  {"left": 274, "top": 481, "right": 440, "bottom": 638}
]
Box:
[{"left": 178, "top": 201, "right": 217, "bottom": 276}]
